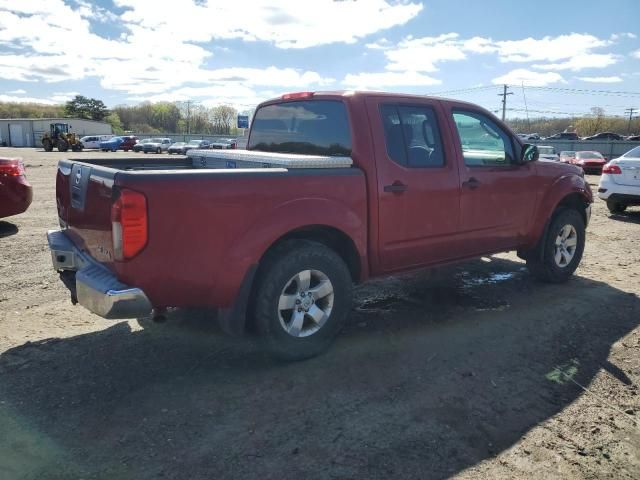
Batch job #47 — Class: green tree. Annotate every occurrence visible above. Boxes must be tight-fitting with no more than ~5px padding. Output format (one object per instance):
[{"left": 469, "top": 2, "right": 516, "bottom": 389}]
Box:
[
  {"left": 104, "top": 111, "right": 123, "bottom": 134},
  {"left": 64, "top": 95, "right": 109, "bottom": 121}
]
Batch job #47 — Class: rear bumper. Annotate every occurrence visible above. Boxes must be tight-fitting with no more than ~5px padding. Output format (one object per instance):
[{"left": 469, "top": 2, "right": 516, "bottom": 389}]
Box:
[{"left": 47, "top": 229, "right": 152, "bottom": 319}]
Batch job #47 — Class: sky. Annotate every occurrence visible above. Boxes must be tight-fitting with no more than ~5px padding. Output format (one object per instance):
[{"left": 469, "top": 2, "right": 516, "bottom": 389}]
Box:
[{"left": 0, "top": 0, "right": 639, "bottom": 118}]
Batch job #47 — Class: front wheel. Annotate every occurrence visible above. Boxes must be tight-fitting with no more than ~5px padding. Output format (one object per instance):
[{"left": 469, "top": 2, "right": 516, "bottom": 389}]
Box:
[
  {"left": 606, "top": 198, "right": 627, "bottom": 214},
  {"left": 252, "top": 240, "right": 353, "bottom": 361},
  {"left": 526, "top": 208, "right": 585, "bottom": 283},
  {"left": 156, "top": 147, "right": 161, "bottom": 154}
]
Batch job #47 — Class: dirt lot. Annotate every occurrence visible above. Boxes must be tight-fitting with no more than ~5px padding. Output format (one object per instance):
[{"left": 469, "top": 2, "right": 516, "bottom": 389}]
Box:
[{"left": 0, "top": 147, "right": 639, "bottom": 480}]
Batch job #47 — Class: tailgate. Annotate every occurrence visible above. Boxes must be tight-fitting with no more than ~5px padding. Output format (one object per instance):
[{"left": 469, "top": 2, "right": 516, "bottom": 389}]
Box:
[
  {"left": 613, "top": 160, "right": 640, "bottom": 187},
  {"left": 56, "top": 160, "right": 118, "bottom": 269}
]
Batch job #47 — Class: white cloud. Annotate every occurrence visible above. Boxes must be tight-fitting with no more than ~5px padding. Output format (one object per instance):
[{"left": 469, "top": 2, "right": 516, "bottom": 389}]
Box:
[
  {"left": 5, "top": 88, "right": 26, "bottom": 94},
  {"left": 115, "top": 0, "right": 422, "bottom": 49},
  {"left": 533, "top": 53, "right": 618, "bottom": 71},
  {"left": 343, "top": 71, "right": 441, "bottom": 89},
  {"left": 492, "top": 69, "right": 566, "bottom": 87},
  {"left": 385, "top": 34, "right": 469, "bottom": 72},
  {"left": 610, "top": 32, "right": 637, "bottom": 41},
  {"left": 576, "top": 76, "right": 623, "bottom": 83},
  {"left": 494, "top": 34, "right": 611, "bottom": 63},
  {"left": 632, "top": 49, "right": 640, "bottom": 59},
  {"left": 0, "top": 94, "right": 59, "bottom": 105}
]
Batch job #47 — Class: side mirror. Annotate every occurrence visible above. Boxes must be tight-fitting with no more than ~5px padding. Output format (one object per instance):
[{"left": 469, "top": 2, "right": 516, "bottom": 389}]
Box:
[{"left": 521, "top": 143, "right": 539, "bottom": 163}]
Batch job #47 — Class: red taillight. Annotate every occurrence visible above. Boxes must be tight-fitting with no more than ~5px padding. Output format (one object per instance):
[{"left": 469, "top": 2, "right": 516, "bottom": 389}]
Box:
[
  {"left": 111, "top": 189, "right": 148, "bottom": 260},
  {"left": 281, "top": 91, "right": 314, "bottom": 100},
  {"left": 602, "top": 163, "right": 621, "bottom": 174},
  {"left": 0, "top": 158, "right": 25, "bottom": 176}
]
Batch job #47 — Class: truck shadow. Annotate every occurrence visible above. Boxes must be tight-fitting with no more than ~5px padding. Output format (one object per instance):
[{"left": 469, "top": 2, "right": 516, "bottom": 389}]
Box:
[
  {"left": 0, "top": 221, "right": 19, "bottom": 238},
  {"left": 0, "top": 257, "right": 638, "bottom": 479},
  {"left": 607, "top": 210, "right": 640, "bottom": 224}
]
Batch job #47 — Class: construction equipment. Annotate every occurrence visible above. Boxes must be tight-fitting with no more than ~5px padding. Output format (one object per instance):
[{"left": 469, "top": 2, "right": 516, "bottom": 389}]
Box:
[{"left": 42, "top": 123, "right": 83, "bottom": 152}]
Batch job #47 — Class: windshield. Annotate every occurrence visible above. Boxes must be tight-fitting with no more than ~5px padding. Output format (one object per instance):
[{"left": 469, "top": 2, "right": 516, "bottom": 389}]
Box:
[
  {"left": 538, "top": 147, "right": 555, "bottom": 155},
  {"left": 623, "top": 146, "right": 640, "bottom": 157},
  {"left": 248, "top": 100, "right": 352, "bottom": 156},
  {"left": 560, "top": 151, "right": 575, "bottom": 156},
  {"left": 149, "top": 138, "right": 163, "bottom": 143},
  {"left": 577, "top": 151, "right": 602, "bottom": 159},
  {"left": 172, "top": 142, "right": 186, "bottom": 146}
]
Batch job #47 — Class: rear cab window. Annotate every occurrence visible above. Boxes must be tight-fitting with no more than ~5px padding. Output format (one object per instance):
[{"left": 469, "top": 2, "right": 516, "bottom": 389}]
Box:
[
  {"left": 248, "top": 100, "right": 352, "bottom": 156},
  {"left": 379, "top": 104, "right": 445, "bottom": 167}
]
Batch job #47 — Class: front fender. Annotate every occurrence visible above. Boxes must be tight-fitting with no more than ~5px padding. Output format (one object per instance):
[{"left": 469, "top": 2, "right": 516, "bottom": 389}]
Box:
[
  {"left": 526, "top": 173, "right": 592, "bottom": 249},
  {"left": 213, "top": 196, "right": 367, "bottom": 307}
]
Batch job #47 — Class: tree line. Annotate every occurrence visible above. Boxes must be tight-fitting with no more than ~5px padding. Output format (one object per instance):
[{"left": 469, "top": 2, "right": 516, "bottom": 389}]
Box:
[
  {"left": 506, "top": 107, "right": 639, "bottom": 137},
  {"left": 0, "top": 95, "right": 240, "bottom": 135}
]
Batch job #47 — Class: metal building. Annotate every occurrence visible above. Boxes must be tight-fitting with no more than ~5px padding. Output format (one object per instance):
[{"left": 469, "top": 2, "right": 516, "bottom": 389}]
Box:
[{"left": 0, "top": 118, "right": 112, "bottom": 147}]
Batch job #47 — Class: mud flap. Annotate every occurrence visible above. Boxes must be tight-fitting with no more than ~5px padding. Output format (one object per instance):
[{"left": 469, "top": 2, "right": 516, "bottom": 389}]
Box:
[{"left": 217, "top": 265, "right": 257, "bottom": 336}]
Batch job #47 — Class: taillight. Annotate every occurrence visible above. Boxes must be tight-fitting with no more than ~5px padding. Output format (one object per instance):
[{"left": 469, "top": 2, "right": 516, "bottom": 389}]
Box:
[
  {"left": 111, "top": 189, "right": 148, "bottom": 260},
  {"left": 602, "top": 163, "right": 621, "bottom": 174},
  {"left": 281, "top": 91, "right": 314, "bottom": 100},
  {"left": 0, "top": 158, "right": 25, "bottom": 176}
]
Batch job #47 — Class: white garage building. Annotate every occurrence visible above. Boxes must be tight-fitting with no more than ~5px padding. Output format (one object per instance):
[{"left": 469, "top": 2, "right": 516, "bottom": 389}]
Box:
[{"left": 0, "top": 118, "right": 112, "bottom": 147}]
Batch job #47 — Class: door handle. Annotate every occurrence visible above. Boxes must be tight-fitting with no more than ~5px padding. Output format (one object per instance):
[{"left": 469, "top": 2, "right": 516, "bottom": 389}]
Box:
[
  {"left": 462, "top": 177, "right": 480, "bottom": 190},
  {"left": 384, "top": 182, "right": 408, "bottom": 193}
]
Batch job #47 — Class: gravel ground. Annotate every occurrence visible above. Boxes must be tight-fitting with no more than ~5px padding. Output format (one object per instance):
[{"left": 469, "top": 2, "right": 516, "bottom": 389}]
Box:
[{"left": 0, "top": 147, "right": 639, "bottom": 480}]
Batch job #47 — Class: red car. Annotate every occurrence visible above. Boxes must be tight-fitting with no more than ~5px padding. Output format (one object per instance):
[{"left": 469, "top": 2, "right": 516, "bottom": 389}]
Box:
[
  {"left": 575, "top": 151, "right": 607, "bottom": 174},
  {"left": 0, "top": 158, "right": 32, "bottom": 218},
  {"left": 119, "top": 135, "right": 138, "bottom": 152},
  {"left": 47, "top": 91, "right": 592, "bottom": 360}
]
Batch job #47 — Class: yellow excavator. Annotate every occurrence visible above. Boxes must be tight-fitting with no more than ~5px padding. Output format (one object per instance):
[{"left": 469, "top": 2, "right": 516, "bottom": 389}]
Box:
[{"left": 42, "top": 123, "right": 83, "bottom": 152}]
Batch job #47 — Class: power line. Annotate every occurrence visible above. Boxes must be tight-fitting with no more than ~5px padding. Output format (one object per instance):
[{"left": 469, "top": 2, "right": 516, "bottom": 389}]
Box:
[
  {"left": 507, "top": 85, "right": 640, "bottom": 97},
  {"left": 498, "top": 84, "right": 513, "bottom": 121}
]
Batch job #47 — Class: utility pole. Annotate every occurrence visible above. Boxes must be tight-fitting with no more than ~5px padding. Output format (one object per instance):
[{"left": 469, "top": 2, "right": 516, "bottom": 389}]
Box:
[
  {"left": 624, "top": 107, "right": 637, "bottom": 134},
  {"left": 498, "top": 84, "right": 513, "bottom": 122},
  {"left": 185, "top": 100, "right": 192, "bottom": 136}
]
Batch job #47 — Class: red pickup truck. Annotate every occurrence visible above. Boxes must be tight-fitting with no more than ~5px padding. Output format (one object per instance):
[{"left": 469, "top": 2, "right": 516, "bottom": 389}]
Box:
[{"left": 48, "top": 91, "right": 592, "bottom": 360}]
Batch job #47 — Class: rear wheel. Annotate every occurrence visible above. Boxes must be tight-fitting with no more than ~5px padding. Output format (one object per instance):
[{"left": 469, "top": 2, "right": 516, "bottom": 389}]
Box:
[
  {"left": 526, "top": 208, "right": 585, "bottom": 283},
  {"left": 252, "top": 240, "right": 353, "bottom": 361},
  {"left": 156, "top": 147, "right": 161, "bottom": 154},
  {"left": 42, "top": 139, "right": 53, "bottom": 152},
  {"left": 606, "top": 198, "right": 627, "bottom": 214}
]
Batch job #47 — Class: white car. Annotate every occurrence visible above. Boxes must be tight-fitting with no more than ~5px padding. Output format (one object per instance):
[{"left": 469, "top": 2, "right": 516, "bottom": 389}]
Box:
[
  {"left": 80, "top": 135, "right": 114, "bottom": 149},
  {"left": 537, "top": 145, "right": 560, "bottom": 162},
  {"left": 598, "top": 145, "right": 640, "bottom": 213}
]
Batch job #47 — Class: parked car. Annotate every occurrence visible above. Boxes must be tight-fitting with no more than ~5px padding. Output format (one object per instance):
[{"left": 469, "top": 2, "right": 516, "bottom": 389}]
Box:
[
  {"left": 79, "top": 135, "right": 114, "bottom": 149},
  {"left": 142, "top": 138, "right": 172, "bottom": 154},
  {"left": 184, "top": 139, "right": 211, "bottom": 152},
  {"left": 210, "top": 138, "right": 237, "bottom": 149},
  {"left": 133, "top": 138, "right": 153, "bottom": 152},
  {"left": 559, "top": 151, "right": 576, "bottom": 163},
  {"left": 0, "top": 157, "right": 32, "bottom": 219},
  {"left": 575, "top": 151, "right": 607, "bottom": 174},
  {"left": 545, "top": 132, "right": 580, "bottom": 141},
  {"left": 517, "top": 133, "right": 540, "bottom": 141},
  {"left": 583, "top": 132, "right": 623, "bottom": 141},
  {"left": 597, "top": 145, "right": 640, "bottom": 213},
  {"left": 168, "top": 142, "right": 188, "bottom": 154},
  {"left": 47, "top": 90, "right": 592, "bottom": 361},
  {"left": 119, "top": 135, "right": 138, "bottom": 152},
  {"left": 626, "top": 135, "right": 640, "bottom": 141},
  {"left": 537, "top": 145, "right": 560, "bottom": 161},
  {"left": 99, "top": 136, "right": 124, "bottom": 152}
]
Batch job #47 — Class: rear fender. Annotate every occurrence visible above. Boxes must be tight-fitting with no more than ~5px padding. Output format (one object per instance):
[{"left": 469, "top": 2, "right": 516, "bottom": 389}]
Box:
[{"left": 214, "top": 197, "right": 366, "bottom": 308}]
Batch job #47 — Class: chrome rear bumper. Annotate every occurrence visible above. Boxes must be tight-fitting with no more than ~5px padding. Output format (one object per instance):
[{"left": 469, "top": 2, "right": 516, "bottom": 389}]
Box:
[{"left": 47, "top": 230, "right": 152, "bottom": 319}]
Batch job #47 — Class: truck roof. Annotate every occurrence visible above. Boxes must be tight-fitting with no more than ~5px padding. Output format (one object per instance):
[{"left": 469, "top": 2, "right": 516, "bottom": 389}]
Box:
[{"left": 259, "top": 90, "right": 480, "bottom": 109}]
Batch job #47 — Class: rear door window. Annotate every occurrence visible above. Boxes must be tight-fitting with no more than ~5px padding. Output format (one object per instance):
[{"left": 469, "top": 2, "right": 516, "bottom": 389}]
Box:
[
  {"left": 379, "top": 104, "right": 445, "bottom": 167},
  {"left": 248, "top": 100, "right": 351, "bottom": 156}
]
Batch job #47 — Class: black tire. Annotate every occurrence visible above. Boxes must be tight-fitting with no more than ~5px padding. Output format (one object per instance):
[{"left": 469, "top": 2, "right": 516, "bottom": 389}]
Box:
[
  {"left": 252, "top": 240, "right": 353, "bottom": 361},
  {"left": 606, "top": 198, "right": 627, "bottom": 214},
  {"left": 57, "top": 140, "right": 68, "bottom": 152},
  {"left": 42, "top": 139, "right": 53, "bottom": 152},
  {"left": 156, "top": 147, "right": 161, "bottom": 154},
  {"left": 526, "top": 208, "right": 585, "bottom": 283},
  {"left": 143, "top": 151, "right": 148, "bottom": 154}
]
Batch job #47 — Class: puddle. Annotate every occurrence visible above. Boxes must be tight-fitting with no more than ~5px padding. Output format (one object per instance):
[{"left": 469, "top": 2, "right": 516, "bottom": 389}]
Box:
[{"left": 459, "top": 271, "right": 517, "bottom": 288}]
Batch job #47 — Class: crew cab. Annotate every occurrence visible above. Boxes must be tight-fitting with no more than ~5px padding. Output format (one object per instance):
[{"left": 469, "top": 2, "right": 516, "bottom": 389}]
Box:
[{"left": 47, "top": 91, "right": 592, "bottom": 360}]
